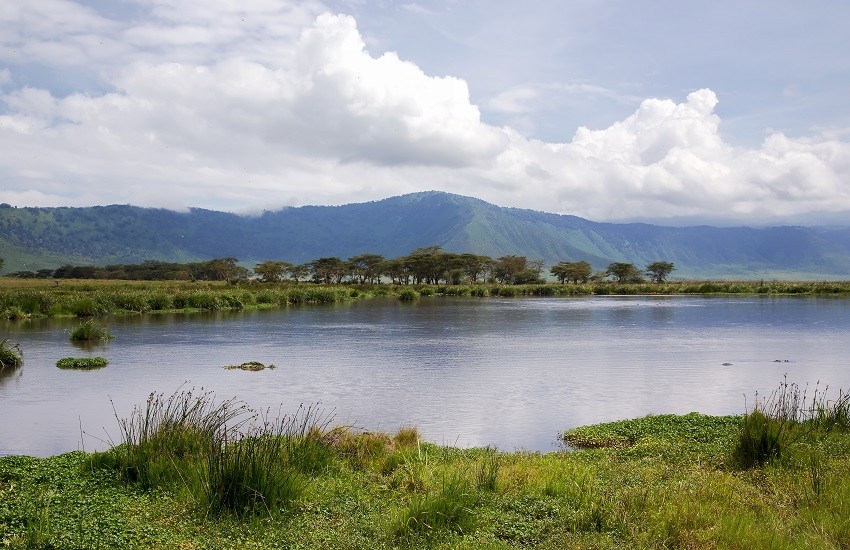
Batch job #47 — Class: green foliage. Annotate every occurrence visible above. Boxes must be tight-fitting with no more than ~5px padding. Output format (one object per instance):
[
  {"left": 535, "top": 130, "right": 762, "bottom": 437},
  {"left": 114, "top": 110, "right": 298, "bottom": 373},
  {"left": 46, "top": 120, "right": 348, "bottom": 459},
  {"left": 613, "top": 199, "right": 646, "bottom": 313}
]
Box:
[
  {"left": 645, "top": 261, "right": 676, "bottom": 283},
  {"left": 56, "top": 357, "right": 109, "bottom": 370},
  {"left": 0, "top": 339, "right": 23, "bottom": 368},
  {"left": 69, "top": 319, "right": 114, "bottom": 341},
  {"left": 397, "top": 289, "right": 420, "bottom": 302},
  {"left": 393, "top": 474, "right": 478, "bottom": 538}
]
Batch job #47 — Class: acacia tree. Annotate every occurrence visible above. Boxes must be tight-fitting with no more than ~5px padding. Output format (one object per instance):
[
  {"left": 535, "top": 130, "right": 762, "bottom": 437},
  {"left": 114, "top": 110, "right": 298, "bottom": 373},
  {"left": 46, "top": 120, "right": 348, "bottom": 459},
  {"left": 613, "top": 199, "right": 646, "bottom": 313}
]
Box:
[
  {"left": 310, "top": 257, "right": 348, "bottom": 284},
  {"left": 288, "top": 263, "right": 311, "bottom": 283},
  {"left": 606, "top": 262, "right": 642, "bottom": 283},
  {"left": 0, "top": 257, "right": 4, "bottom": 273},
  {"left": 494, "top": 255, "right": 527, "bottom": 283},
  {"left": 550, "top": 261, "right": 592, "bottom": 283},
  {"left": 645, "top": 261, "right": 675, "bottom": 283},
  {"left": 254, "top": 260, "right": 291, "bottom": 282},
  {"left": 349, "top": 254, "right": 385, "bottom": 284}
]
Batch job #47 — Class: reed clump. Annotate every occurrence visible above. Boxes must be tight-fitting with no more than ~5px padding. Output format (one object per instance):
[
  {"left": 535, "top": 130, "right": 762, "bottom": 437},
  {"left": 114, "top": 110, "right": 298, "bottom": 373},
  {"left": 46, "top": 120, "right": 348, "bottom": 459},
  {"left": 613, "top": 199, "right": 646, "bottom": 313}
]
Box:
[{"left": 69, "top": 319, "right": 114, "bottom": 341}]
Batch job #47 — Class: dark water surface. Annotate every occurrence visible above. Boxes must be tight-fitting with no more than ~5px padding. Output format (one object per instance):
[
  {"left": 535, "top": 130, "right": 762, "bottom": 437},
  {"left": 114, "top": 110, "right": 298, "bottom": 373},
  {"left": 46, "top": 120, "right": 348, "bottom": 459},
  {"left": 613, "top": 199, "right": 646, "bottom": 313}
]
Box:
[{"left": 2, "top": 296, "right": 849, "bottom": 456}]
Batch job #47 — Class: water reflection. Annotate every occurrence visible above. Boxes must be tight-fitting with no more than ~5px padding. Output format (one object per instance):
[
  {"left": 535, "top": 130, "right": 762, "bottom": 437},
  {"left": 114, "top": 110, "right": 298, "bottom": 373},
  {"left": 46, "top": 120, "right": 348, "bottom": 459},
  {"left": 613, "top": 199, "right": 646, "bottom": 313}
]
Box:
[{"left": 2, "top": 296, "right": 850, "bottom": 456}]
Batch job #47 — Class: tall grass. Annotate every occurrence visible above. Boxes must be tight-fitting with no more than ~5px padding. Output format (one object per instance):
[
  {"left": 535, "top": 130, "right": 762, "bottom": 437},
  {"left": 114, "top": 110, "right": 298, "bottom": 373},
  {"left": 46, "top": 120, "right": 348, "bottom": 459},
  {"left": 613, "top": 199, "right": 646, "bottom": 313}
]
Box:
[
  {"left": 69, "top": 319, "right": 114, "bottom": 341},
  {"left": 733, "top": 378, "right": 850, "bottom": 468},
  {"left": 92, "top": 390, "right": 333, "bottom": 516}
]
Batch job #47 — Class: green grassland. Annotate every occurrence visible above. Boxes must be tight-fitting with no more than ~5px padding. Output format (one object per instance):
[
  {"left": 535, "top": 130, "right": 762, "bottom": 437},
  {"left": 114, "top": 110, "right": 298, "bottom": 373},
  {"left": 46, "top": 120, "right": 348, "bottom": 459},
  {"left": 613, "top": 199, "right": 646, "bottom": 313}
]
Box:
[
  {"left": 1, "top": 386, "right": 848, "bottom": 549},
  {"left": 2, "top": 278, "right": 850, "bottom": 321}
]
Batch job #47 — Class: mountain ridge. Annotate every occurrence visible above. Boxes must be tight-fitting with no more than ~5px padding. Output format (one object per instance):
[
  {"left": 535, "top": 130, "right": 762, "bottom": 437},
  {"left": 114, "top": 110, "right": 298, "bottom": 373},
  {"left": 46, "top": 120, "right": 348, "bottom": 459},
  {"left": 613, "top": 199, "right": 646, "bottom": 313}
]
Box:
[{"left": 0, "top": 193, "right": 848, "bottom": 279}]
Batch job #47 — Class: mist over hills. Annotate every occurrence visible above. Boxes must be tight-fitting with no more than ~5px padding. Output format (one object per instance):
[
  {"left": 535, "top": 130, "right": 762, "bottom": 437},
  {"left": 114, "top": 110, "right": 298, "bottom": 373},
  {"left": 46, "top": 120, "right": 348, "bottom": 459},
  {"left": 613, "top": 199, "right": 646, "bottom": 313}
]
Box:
[{"left": 1, "top": 192, "right": 849, "bottom": 279}]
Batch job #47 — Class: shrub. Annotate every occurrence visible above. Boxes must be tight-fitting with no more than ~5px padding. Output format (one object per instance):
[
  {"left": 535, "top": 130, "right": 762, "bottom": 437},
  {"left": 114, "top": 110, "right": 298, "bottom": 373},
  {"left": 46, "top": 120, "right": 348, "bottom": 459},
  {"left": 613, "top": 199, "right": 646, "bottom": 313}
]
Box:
[
  {"left": 732, "top": 409, "right": 783, "bottom": 468},
  {"left": 69, "top": 319, "right": 114, "bottom": 341},
  {"left": 56, "top": 357, "right": 109, "bottom": 370}
]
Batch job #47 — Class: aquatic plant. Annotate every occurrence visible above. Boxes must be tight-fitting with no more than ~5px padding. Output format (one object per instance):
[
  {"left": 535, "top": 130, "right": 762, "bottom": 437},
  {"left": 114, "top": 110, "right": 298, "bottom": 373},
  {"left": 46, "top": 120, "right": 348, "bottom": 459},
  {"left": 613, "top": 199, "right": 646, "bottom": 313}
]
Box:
[
  {"left": 56, "top": 357, "right": 109, "bottom": 370},
  {"left": 69, "top": 319, "right": 114, "bottom": 341},
  {"left": 223, "top": 361, "right": 276, "bottom": 372},
  {"left": 0, "top": 339, "right": 23, "bottom": 368},
  {"left": 397, "top": 289, "right": 420, "bottom": 302}
]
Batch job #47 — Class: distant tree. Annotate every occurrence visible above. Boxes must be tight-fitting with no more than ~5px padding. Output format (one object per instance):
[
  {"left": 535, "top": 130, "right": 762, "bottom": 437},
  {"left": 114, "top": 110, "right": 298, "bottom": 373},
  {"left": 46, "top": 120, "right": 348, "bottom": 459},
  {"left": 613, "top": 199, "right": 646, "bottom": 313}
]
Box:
[
  {"left": 458, "top": 254, "right": 493, "bottom": 283},
  {"left": 494, "top": 255, "right": 527, "bottom": 283},
  {"left": 348, "top": 254, "right": 385, "bottom": 284},
  {"left": 550, "top": 261, "right": 592, "bottom": 283},
  {"left": 310, "top": 257, "right": 348, "bottom": 284},
  {"left": 381, "top": 258, "right": 410, "bottom": 285},
  {"left": 288, "top": 263, "right": 311, "bottom": 283},
  {"left": 254, "top": 260, "right": 291, "bottom": 283},
  {"left": 0, "top": 257, "right": 4, "bottom": 273},
  {"left": 606, "top": 262, "right": 643, "bottom": 283},
  {"left": 645, "top": 261, "right": 675, "bottom": 283},
  {"left": 36, "top": 268, "right": 54, "bottom": 279}
]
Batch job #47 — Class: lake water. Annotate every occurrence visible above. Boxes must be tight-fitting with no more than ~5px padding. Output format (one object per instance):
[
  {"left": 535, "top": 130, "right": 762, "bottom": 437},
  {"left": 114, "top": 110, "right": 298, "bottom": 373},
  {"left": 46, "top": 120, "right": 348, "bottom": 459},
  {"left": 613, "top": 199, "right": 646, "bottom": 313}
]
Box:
[{"left": 2, "top": 295, "right": 849, "bottom": 457}]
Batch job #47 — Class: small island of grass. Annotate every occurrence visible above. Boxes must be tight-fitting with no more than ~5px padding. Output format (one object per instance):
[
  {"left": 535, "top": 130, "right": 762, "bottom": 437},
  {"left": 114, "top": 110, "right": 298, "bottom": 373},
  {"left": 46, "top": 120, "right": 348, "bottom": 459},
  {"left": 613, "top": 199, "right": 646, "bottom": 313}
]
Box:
[
  {"left": 223, "top": 361, "right": 276, "bottom": 371},
  {"left": 56, "top": 357, "right": 109, "bottom": 370},
  {"left": 0, "top": 339, "right": 23, "bottom": 369}
]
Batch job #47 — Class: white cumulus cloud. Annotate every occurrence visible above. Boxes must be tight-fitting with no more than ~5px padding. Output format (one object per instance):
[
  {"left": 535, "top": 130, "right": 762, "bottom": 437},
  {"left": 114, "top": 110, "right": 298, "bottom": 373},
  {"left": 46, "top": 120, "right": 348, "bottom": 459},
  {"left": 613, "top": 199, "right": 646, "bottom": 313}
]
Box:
[{"left": 0, "top": 4, "right": 849, "bottom": 224}]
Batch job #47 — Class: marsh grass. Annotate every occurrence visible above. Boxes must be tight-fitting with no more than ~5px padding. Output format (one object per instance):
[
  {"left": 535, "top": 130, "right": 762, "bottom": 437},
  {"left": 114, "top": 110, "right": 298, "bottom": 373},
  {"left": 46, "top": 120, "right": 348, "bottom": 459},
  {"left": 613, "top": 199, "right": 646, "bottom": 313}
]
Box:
[
  {"left": 733, "top": 378, "right": 850, "bottom": 468},
  {"left": 394, "top": 473, "right": 478, "bottom": 538},
  {"left": 397, "top": 289, "right": 420, "bottom": 302},
  {"left": 0, "top": 338, "right": 23, "bottom": 368},
  {"left": 56, "top": 356, "right": 109, "bottom": 370},
  {"left": 89, "top": 389, "right": 334, "bottom": 517},
  {"left": 69, "top": 319, "right": 114, "bottom": 341}
]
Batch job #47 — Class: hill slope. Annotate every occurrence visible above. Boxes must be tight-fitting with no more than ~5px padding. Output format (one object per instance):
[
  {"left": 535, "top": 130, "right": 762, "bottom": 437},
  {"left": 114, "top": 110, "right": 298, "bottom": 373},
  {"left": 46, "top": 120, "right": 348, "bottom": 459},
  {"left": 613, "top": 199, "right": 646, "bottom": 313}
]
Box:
[{"left": 1, "top": 193, "right": 849, "bottom": 279}]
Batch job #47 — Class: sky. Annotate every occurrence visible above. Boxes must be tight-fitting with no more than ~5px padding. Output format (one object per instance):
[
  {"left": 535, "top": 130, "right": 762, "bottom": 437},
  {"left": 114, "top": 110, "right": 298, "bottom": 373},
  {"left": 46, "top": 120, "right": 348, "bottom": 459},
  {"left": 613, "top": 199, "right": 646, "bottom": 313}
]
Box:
[{"left": 1, "top": 0, "right": 849, "bottom": 225}]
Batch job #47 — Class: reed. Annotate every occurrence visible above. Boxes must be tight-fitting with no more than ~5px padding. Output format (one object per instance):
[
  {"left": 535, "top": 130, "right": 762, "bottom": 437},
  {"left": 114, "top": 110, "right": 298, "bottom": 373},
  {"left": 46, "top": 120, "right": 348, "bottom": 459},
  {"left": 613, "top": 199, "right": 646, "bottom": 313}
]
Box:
[{"left": 69, "top": 319, "right": 114, "bottom": 341}]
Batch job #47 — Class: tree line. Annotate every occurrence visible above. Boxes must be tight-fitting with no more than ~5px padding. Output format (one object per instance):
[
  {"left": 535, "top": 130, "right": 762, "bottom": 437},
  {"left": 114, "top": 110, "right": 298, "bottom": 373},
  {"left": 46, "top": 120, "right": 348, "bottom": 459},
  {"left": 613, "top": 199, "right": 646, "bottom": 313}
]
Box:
[{"left": 0, "top": 250, "right": 675, "bottom": 284}]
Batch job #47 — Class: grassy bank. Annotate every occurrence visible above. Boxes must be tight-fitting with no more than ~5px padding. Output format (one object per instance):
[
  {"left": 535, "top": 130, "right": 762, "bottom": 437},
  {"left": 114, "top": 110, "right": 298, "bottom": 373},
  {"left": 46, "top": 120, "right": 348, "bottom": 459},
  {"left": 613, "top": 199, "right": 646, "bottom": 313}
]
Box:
[
  {"left": 2, "top": 278, "right": 850, "bottom": 320},
  {"left": 1, "top": 386, "right": 848, "bottom": 548}
]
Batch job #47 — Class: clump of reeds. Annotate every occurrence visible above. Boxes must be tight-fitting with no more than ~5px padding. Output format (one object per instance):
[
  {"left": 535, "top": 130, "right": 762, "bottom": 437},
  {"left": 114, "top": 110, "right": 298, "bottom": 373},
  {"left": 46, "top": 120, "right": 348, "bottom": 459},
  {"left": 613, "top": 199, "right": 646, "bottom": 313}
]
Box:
[
  {"left": 733, "top": 377, "right": 850, "bottom": 468},
  {"left": 91, "top": 389, "right": 334, "bottom": 517},
  {"left": 69, "top": 319, "right": 114, "bottom": 341},
  {"left": 397, "top": 289, "right": 420, "bottom": 302},
  {"left": 0, "top": 339, "right": 23, "bottom": 369},
  {"left": 56, "top": 357, "right": 109, "bottom": 370}
]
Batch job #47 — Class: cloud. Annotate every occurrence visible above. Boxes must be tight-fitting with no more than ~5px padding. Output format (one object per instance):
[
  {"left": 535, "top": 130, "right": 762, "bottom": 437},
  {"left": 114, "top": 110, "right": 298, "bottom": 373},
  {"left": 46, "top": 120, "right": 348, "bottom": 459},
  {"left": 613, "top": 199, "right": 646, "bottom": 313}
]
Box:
[{"left": 0, "top": 4, "right": 849, "bottom": 224}]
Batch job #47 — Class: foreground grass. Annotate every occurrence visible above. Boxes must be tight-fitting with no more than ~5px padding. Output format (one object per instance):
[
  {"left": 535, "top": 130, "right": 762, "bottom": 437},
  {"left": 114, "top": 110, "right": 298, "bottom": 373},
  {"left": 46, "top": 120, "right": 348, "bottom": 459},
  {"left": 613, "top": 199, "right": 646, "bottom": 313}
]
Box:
[
  {"left": 2, "top": 412, "right": 849, "bottom": 548},
  {"left": 2, "top": 278, "right": 850, "bottom": 320}
]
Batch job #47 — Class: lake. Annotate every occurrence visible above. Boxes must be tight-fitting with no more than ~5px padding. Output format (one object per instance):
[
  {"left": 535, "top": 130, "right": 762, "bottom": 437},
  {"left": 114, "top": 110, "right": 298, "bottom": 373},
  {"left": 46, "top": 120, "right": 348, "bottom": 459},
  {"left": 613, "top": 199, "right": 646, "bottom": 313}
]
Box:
[{"left": 2, "top": 295, "right": 849, "bottom": 456}]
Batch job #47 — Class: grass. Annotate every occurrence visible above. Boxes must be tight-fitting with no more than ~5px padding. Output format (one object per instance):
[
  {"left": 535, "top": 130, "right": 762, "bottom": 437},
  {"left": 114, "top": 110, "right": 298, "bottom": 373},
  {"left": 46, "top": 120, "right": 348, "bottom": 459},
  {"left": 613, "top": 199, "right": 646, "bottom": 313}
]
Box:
[
  {"left": 2, "top": 384, "right": 850, "bottom": 548},
  {"left": 0, "top": 338, "right": 23, "bottom": 369},
  {"left": 69, "top": 319, "right": 114, "bottom": 341},
  {"left": 2, "top": 279, "right": 850, "bottom": 320},
  {"left": 56, "top": 357, "right": 109, "bottom": 370}
]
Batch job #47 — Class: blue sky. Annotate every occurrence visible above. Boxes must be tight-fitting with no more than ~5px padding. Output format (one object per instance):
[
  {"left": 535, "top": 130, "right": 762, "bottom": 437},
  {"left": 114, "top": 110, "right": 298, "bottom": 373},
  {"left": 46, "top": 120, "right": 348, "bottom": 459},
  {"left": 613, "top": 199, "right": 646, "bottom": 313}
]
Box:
[{"left": 1, "top": 1, "right": 848, "bottom": 224}]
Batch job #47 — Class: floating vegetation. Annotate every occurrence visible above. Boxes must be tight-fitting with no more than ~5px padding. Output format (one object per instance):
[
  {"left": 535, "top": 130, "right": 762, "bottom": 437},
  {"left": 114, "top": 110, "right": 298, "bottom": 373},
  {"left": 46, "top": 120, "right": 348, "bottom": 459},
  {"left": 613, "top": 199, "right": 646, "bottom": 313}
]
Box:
[
  {"left": 69, "top": 319, "right": 114, "bottom": 341},
  {"left": 223, "top": 361, "right": 276, "bottom": 371},
  {"left": 0, "top": 339, "right": 23, "bottom": 369},
  {"left": 56, "top": 357, "right": 109, "bottom": 370}
]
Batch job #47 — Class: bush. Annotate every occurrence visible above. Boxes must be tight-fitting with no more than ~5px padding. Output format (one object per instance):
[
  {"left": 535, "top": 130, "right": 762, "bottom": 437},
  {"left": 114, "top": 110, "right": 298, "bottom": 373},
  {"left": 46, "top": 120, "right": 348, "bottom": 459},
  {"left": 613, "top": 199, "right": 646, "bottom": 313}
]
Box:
[{"left": 732, "top": 409, "right": 783, "bottom": 468}]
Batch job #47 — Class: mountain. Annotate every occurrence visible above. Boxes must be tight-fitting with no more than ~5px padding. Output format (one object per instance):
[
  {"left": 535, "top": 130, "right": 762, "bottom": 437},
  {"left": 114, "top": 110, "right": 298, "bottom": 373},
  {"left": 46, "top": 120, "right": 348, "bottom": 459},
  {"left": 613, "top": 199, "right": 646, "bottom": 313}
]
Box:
[{"left": 1, "top": 192, "right": 849, "bottom": 279}]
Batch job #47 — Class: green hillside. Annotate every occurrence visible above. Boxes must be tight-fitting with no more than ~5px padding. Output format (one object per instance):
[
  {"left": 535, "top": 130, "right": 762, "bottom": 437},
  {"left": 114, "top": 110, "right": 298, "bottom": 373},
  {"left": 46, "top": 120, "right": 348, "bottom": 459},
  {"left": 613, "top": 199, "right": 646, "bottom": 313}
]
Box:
[{"left": 1, "top": 194, "right": 849, "bottom": 279}]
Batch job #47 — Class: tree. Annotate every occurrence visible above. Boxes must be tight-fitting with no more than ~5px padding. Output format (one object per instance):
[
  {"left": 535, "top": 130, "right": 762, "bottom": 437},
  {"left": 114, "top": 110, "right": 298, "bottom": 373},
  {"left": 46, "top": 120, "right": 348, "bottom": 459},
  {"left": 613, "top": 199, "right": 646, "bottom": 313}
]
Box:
[
  {"left": 550, "top": 261, "right": 592, "bottom": 283},
  {"left": 0, "top": 257, "right": 4, "bottom": 273},
  {"left": 288, "top": 263, "right": 311, "bottom": 283},
  {"left": 606, "top": 262, "right": 642, "bottom": 283},
  {"left": 494, "top": 255, "right": 527, "bottom": 283},
  {"left": 348, "top": 254, "right": 385, "bottom": 284},
  {"left": 645, "top": 261, "right": 675, "bottom": 283},
  {"left": 310, "top": 257, "right": 348, "bottom": 284},
  {"left": 254, "top": 260, "right": 291, "bottom": 283}
]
